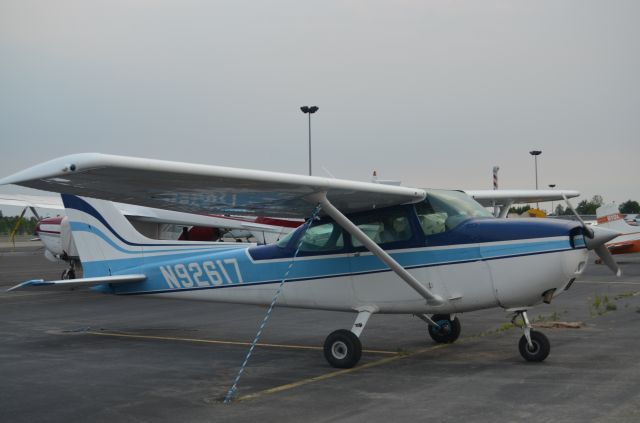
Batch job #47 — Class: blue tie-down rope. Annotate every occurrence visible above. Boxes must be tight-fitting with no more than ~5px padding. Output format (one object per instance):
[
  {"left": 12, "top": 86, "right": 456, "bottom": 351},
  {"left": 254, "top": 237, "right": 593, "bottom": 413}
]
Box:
[{"left": 224, "top": 204, "right": 322, "bottom": 403}]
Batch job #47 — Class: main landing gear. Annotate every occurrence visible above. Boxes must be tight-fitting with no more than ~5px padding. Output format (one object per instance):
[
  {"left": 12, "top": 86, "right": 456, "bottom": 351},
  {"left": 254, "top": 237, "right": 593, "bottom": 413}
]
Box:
[
  {"left": 513, "top": 310, "right": 550, "bottom": 362},
  {"left": 323, "top": 310, "right": 464, "bottom": 368},
  {"left": 414, "top": 313, "right": 462, "bottom": 344},
  {"left": 322, "top": 309, "right": 550, "bottom": 367},
  {"left": 323, "top": 307, "right": 374, "bottom": 368}
]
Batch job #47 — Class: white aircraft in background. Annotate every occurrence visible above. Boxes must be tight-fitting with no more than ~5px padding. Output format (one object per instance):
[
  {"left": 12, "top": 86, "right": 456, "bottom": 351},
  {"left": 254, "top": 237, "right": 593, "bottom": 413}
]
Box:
[
  {"left": 0, "top": 194, "right": 298, "bottom": 279},
  {"left": 0, "top": 153, "right": 620, "bottom": 369},
  {"left": 596, "top": 203, "right": 640, "bottom": 257}
]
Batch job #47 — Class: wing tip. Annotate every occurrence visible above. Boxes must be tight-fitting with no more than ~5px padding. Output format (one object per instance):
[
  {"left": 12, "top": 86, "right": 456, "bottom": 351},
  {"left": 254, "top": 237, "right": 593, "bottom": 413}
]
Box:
[{"left": 7, "top": 279, "right": 48, "bottom": 292}]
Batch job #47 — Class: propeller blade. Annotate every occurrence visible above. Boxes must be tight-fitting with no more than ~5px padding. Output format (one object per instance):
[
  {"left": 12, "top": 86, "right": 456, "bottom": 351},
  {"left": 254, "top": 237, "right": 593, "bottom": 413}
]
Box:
[
  {"left": 595, "top": 245, "right": 622, "bottom": 277},
  {"left": 583, "top": 226, "right": 622, "bottom": 277},
  {"left": 561, "top": 193, "right": 593, "bottom": 238}
]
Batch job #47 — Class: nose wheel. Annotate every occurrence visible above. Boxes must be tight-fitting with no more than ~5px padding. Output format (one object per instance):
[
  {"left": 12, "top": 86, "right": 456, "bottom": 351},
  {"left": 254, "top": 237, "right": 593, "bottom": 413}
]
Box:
[{"left": 514, "top": 310, "right": 550, "bottom": 362}]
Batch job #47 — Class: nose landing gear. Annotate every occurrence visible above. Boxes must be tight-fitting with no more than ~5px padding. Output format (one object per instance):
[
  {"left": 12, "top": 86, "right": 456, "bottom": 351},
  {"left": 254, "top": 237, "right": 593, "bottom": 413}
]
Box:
[{"left": 513, "top": 310, "right": 550, "bottom": 362}]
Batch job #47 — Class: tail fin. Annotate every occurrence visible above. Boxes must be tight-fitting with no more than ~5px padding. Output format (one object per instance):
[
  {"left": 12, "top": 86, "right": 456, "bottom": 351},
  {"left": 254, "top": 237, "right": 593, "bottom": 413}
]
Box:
[
  {"left": 596, "top": 202, "right": 632, "bottom": 234},
  {"left": 61, "top": 195, "right": 243, "bottom": 277}
]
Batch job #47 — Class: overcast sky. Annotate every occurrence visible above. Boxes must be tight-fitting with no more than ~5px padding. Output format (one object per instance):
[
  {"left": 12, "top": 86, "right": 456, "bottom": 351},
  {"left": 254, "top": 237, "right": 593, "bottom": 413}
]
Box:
[{"left": 1, "top": 0, "right": 638, "bottom": 216}]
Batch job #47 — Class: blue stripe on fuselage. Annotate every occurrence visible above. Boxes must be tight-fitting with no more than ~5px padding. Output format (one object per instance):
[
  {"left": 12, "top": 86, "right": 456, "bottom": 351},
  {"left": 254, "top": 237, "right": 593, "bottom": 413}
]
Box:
[{"left": 102, "top": 235, "right": 584, "bottom": 295}]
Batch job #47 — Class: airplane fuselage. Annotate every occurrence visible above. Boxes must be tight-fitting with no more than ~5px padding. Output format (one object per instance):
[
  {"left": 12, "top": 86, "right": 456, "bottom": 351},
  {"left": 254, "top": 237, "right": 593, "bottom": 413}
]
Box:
[{"left": 93, "top": 209, "right": 589, "bottom": 315}]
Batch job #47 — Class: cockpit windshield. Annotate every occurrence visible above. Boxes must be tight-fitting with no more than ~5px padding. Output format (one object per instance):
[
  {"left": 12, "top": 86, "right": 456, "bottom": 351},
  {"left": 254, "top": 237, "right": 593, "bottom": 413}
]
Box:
[{"left": 416, "top": 190, "right": 493, "bottom": 235}]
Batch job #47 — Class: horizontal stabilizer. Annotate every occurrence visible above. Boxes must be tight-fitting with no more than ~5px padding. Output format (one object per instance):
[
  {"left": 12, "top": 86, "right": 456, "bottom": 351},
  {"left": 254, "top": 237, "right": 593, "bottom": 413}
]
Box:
[{"left": 7, "top": 274, "right": 146, "bottom": 292}]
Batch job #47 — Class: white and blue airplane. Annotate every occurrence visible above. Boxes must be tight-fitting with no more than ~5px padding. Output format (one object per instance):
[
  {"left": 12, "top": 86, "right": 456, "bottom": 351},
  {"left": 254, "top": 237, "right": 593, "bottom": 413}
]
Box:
[{"left": 0, "top": 153, "right": 621, "bottom": 368}]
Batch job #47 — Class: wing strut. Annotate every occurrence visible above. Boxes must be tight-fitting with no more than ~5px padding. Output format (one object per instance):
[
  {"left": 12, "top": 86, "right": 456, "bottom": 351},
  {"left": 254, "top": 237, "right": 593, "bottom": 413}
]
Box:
[
  {"left": 497, "top": 200, "right": 513, "bottom": 218},
  {"left": 311, "top": 193, "right": 444, "bottom": 306}
]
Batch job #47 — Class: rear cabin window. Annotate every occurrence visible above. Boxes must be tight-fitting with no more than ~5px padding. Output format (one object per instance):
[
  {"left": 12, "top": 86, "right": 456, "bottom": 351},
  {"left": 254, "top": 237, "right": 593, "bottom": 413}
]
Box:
[
  {"left": 298, "top": 222, "right": 344, "bottom": 252},
  {"left": 351, "top": 208, "right": 412, "bottom": 247}
]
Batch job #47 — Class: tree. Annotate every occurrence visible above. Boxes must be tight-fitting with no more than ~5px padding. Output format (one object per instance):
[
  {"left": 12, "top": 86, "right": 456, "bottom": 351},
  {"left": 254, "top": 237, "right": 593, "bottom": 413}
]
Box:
[
  {"left": 509, "top": 205, "right": 531, "bottom": 215},
  {"left": 575, "top": 195, "right": 604, "bottom": 215},
  {"left": 620, "top": 200, "right": 640, "bottom": 214}
]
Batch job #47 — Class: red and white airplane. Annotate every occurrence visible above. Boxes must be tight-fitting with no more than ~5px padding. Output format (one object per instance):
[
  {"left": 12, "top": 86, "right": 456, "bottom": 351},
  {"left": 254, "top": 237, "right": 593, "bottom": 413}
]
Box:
[{"left": 596, "top": 203, "right": 640, "bottom": 256}]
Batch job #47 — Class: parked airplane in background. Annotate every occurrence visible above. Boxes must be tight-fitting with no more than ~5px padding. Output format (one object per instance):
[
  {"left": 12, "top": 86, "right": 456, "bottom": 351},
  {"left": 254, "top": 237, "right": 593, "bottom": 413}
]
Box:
[
  {"left": 596, "top": 203, "right": 640, "bottom": 256},
  {"left": 0, "top": 153, "right": 620, "bottom": 368},
  {"left": 0, "top": 194, "right": 297, "bottom": 278}
]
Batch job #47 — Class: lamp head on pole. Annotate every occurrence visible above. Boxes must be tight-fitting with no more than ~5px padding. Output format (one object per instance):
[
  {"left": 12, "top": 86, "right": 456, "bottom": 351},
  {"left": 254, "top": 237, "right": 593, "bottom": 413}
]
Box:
[
  {"left": 300, "top": 106, "right": 319, "bottom": 114},
  {"left": 529, "top": 150, "right": 542, "bottom": 156}
]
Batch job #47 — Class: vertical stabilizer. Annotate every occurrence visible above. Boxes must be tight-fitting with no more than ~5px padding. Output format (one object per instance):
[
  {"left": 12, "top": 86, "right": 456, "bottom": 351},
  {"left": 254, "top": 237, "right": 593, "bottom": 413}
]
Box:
[
  {"left": 61, "top": 195, "right": 244, "bottom": 277},
  {"left": 596, "top": 203, "right": 633, "bottom": 234}
]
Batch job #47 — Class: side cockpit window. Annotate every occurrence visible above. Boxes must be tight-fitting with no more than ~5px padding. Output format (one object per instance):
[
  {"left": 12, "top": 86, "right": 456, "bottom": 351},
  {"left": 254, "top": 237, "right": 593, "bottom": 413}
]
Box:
[
  {"left": 416, "top": 204, "right": 448, "bottom": 235},
  {"left": 416, "top": 190, "right": 493, "bottom": 236}
]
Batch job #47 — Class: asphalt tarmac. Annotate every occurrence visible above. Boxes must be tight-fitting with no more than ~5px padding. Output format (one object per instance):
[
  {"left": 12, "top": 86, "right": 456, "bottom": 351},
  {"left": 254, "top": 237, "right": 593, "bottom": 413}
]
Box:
[{"left": 1, "top": 242, "right": 639, "bottom": 422}]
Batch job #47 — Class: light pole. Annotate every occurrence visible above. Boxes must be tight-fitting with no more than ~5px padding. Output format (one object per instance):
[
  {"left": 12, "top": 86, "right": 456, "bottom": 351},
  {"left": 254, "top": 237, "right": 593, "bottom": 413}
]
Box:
[
  {"left": 529, "top": 150, "right": 542, "bottom": 209},
  {"left": 300, "top": 106, "right": 319, "bottom": 176},
  {"left": 548, "top": 184, "right": 556, "bottom": 215}
]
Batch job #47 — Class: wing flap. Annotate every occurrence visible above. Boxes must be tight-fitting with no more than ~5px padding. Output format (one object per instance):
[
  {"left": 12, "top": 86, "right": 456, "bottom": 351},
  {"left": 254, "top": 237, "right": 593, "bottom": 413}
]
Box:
[
  {"left": 7, "top": 274, "right": 146, "bottom": 292},
  {"left": 0, "top": 153, "right": 425, "bottom": 218}
]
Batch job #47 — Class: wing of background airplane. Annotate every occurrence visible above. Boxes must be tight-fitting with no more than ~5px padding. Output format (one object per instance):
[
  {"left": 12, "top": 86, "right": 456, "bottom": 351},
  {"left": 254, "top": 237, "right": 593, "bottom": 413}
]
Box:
[
  {"left": 0, "top": 153, "right": 426, "bottom": 218},
  {"left": 463, "top": 190, "right": 580, "bottom": 207},
  {"left": 0, "top": 194, "right": 64, "bottom": 210},
  {"left": 463, "top": 189, "right": 580, "bottom": 218}
]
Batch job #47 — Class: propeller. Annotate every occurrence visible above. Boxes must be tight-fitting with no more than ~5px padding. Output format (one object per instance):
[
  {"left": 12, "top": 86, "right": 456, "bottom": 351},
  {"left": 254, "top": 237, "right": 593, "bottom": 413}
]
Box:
[{"left": 561, "top": 194, "right": 622, "bottom": 276}]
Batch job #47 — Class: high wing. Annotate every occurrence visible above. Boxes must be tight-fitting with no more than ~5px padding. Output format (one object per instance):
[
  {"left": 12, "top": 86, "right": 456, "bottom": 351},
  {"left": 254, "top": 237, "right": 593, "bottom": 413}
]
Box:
[
  {"left": 0, "top": 153, "right": 426, "bottom": 217},
  {"left": 464, "top": 190, "right": 580, "bottom": 207}
]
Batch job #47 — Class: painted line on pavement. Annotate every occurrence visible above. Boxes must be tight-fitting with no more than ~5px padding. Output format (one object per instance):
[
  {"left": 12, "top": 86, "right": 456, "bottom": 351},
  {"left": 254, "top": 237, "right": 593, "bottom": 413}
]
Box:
[
  {"left": 83, "top": 330, "right": 399, "bottom": 355},
  {"left": 238, "top": 344, "right": 449, "bottom": 402}
]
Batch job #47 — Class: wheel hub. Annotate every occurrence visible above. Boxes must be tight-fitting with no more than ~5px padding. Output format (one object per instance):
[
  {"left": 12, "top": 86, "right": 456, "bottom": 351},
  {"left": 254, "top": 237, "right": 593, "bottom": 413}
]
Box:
[
  {"left": 332, "top": 341, "right": 348, "bottom": 360},
  {"left": 435, "top": 320, "right": 451, "bottom": 335},
  {"left": 526, "top": 341, "right": 540, "bottom": 354}
]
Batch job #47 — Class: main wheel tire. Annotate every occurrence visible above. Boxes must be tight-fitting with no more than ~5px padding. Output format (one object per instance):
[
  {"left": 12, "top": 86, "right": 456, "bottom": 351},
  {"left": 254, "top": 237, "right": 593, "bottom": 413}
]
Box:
[
  {"left": 428, "top": 314, "right": 461, "bottom": 344},
  {"left": 518, "top": 330, "right": 550, "bottom": 362},
  {"left": 323, "top": 329, "right": 362, "bottom": 369}
]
